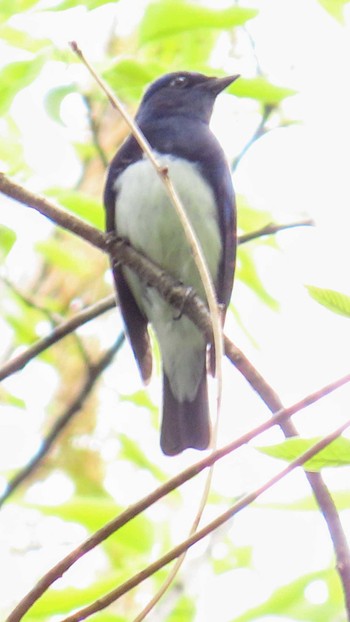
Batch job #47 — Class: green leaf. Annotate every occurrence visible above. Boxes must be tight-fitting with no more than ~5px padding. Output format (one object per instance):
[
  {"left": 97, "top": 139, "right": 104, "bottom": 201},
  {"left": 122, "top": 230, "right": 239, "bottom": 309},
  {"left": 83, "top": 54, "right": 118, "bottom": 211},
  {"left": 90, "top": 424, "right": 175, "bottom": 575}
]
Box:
[
  {"left": 36, "top": 238, "right": 91, "bottom": 275},
  {"left": 28, "top": 571, "right": 128, "bottom": 618},
  {"left": 45, "top": 85, "right": 76, "bottom": 124},
  {"left": 237, "top": 246, "right": 279, "bottom": 310},
  {"left": 306, "top": 285, "right": 350, "bottom": 318},
  {"left": 257, "top": 436, "right": 350, "bottom": 471},
  {"left": 233, "top": 568, "right": 343, "bottom": 621},
  {"left": 317, "top": 0, "right": 350, "bottom": 23},
  {"left": 0, "top": 0, "right": 39, "bottom": 18},
  {"left": 0, "top": 57, "right": 44, "bottom": 116},
  {"left": 237, "top": 198, "right": 275, "bottom": 233},
  {"left": 5, "top": 304, "right": 43, "bottom": 344},
  {"left": 139, "top": 1, "right": 258, "bottom": 43},
  {"left": 118, "top": 433, "right": 168, "bottom": 483},
  {"left": 0, "top": 387, "right": 25, "bottom": 409},
  {"left": 32, "top": 496, "right": 121, "bottom": 531},
  {"left": 257, "top": 489, "right": 350, "bottom": 511},
  {"left": 103, "top": 59, "right": 163, "bottom": 102},
  {"left": 231, "top": 76, "right": 296, "bottom": 104},
  {"left": 49, "top": 0, "right": 118, "bottom": 10},
  {"left": 167, "top": 595, "right": 195, "bottom": 622},
  {"left": 0, "top": 118, "right": 25, "bottom": 174},
  {"left": 32, "top": 496, "right": 153, "bottom": 554},
  {"left": 0, "top": 225, "right": 16, "bottom": 261},
  {"left": 212, "top": 543, "right": 252, "bottom": 574},
  {"left": 46, "top": 188, "right": 104, "bottom": 229},
  {"left": 120, "top": 389, "right": 158, "bottom": 415},
  {"left": 0, "top": 25, "right": 51, "bottom": 52}
]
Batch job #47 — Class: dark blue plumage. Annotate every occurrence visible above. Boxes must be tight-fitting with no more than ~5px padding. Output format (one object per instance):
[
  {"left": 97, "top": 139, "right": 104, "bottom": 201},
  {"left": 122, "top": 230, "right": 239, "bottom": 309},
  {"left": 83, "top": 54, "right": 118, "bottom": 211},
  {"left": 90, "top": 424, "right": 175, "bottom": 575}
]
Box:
[{"left": 104, "top": 71, "right": 238, "bottom": 455}]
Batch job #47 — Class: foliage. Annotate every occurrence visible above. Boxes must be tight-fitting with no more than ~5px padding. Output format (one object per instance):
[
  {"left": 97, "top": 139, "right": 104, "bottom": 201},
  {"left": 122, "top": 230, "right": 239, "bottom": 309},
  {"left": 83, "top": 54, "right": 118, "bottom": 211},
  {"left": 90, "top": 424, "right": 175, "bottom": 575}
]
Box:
[
  {"left": 258, "top": 436, "right": 350, "bottom": 470},
  {"left": 306, "top": 285, "right": 350, "bottom": 318},
  {"left": 0, "top": 1, "right": 349, "bottom": 622}
]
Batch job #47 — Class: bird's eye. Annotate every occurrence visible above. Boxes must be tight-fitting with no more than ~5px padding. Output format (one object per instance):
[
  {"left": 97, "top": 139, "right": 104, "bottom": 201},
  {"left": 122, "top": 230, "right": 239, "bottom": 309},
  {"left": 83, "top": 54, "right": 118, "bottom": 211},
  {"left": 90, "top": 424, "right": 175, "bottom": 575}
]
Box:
[{"left": 169, "top": 75, "right": 188, "bottom": 88}]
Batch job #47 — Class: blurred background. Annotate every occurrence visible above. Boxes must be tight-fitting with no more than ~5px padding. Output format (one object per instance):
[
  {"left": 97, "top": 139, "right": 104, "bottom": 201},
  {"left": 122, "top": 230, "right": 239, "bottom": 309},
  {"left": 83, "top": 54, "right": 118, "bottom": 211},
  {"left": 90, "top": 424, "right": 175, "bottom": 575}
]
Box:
[{"left": 1, "top": 0, "right": 350, "bottom": 620}]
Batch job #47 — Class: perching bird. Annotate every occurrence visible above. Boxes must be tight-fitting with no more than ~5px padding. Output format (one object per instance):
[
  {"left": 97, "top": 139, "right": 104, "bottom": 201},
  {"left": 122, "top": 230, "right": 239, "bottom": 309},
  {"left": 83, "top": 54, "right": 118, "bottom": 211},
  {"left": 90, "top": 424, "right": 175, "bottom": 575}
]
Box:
[{"left": 104, "top": 71, "right": 237, "bottom": 455}]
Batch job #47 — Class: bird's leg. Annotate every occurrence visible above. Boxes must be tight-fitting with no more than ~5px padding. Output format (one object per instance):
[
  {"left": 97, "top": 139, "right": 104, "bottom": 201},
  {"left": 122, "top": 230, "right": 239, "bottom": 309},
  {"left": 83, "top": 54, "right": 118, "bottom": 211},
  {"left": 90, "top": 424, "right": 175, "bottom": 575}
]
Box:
[{"left": 172, "top": 285, "right": 196, "bottom": 320}]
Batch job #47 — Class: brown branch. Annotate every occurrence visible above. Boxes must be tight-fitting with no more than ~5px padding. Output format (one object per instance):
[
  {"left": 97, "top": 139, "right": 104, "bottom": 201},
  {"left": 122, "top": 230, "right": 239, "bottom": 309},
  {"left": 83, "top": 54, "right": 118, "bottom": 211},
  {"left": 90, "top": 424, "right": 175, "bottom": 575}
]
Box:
[
  {"left": 2, "top": 173, "right": 350, "bottom": 617},
  {"left": 0, "top": 334, "right": 124, "bottom": 509},
  {"left": 6, "top": 373, "right": 350, "bottom": 622},
  {"left": 238, "top": 218, "right": 314, "bottom": 244},
  {"left": 0, "top": 296, "right": 116, "bottom": 381},
  {"left": 61, "top": 416, "right": 350, "bottom": 621},
  {"left": 0, "top": 172, "right": 106, "bottom": 251}
]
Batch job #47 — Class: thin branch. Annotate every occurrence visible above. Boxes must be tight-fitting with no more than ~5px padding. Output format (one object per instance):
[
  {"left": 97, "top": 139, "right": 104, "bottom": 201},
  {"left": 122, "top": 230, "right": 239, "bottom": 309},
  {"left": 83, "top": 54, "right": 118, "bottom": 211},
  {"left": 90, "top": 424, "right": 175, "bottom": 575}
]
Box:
[
  {"left": 82, "top": 94, "right": 109, "bottom": 168},
  {"left": 0, "top": 172, "right": 106, "bottom": 250},
  {"left": 0, "top": 334, "right": 124, "bottom": 508},
  {"left": 2, "top": 173, "right": 350, "bottom": 613},
  {"left": 69, "top": 42, "right": 224, "bottom": 422},
  {"left": 238, "top": 218, "right": 314, "bottom": 244},
  {"left": 232, "top": 104, "right": 273, "bottom": 172},
  {"left": 1, "top": 275, "right": 60, "bottom": 325},
  {"left": 0, "top": 296, "right": 116, "bottom": 381},
  {"left": 6, "top": 372, "right": 350, "bottom": 622},
  {"left": 60, "top": 416, "right": 350, "bottom": 621}
]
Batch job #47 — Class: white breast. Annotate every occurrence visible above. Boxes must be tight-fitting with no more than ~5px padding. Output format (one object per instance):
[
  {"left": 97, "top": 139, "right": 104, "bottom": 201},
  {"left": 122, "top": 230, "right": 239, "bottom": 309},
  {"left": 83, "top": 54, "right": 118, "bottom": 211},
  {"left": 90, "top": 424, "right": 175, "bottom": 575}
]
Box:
[
  {"left": 114, "top": 153, "right": 221, "bottom": 296},
  {"left": 114, "top": 154, "right": 221, "bottom": 401}
]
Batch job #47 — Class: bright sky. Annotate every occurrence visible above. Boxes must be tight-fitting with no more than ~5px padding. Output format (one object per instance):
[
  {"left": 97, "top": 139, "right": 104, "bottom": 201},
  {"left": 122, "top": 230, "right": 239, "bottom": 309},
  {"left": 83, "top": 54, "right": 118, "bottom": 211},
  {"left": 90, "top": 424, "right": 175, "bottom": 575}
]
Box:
[{"left": 1, "top": 0, "right": 350, "bottom": 620}]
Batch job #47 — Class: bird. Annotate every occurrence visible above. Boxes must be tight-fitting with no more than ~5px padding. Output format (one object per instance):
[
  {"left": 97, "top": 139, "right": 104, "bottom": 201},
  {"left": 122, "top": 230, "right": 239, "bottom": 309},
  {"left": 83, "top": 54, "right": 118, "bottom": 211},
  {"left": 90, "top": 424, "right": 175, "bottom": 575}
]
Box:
[{"left": 104, "top": 71, "right": 238, "bottom": 456}]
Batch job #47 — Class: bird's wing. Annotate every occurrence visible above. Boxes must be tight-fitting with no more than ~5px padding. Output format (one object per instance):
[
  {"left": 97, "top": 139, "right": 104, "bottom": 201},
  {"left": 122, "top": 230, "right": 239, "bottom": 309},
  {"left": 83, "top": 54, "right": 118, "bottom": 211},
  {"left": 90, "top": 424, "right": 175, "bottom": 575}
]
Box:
[
  {"left": 104, "top": 137, "right": 152, "bottom": 383},
  {"left": 210, "top": 159, "right": 236, "bottom": 311},
  {"left": 136, "top": 118, "right": 237, "bottom": 310}
]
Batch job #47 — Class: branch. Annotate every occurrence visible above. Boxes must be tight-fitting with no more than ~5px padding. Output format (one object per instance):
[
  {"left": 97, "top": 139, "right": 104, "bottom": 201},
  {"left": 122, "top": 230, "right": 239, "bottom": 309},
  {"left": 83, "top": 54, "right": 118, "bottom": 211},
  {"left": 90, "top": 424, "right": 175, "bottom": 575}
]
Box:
[
  {"left": 82, "top": 93, "right": 109, "bottom": 168},
  {"left": 0, "top": 296, "right": 116, "bottom": 381},
  {"left": 238, "top": 218, "right": 314, "bottom": 244},
  {"left": 6, "top": 372, "right": 350, "bottom": 622},
  {"left": 1, "top": 275, "right": 59, "bottom": 325},
  {"left": 0, "top": 334, "right": 124, "bottom": 508},
  {"left": 69, "top": 41, "right": 224, "bottom": 437},
  {"left": 2, "top": 172, "right": 350, "bottom": 614},
  {"left": 0, "top": 172, "right": 106, "bottom": 251},
  {"left": 60, "top": 417, "right": 350, "bottom": 622},
  {"left": 232, "top": 104, "right": 273, "bottom": 172}
]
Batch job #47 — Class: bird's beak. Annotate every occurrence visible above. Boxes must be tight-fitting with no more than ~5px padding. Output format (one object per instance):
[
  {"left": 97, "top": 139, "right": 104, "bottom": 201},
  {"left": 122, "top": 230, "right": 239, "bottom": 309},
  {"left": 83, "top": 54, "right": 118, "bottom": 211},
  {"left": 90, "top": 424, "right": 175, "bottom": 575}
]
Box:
[{"left": 206, "top": 74, "right": 240, "bottom": 95}]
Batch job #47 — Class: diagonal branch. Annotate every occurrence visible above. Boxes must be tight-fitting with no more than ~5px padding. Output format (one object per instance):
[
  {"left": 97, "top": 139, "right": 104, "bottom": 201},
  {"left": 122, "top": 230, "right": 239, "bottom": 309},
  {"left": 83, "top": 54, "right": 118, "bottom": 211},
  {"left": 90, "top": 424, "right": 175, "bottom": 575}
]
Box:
[
  {"left": 238, "top": 218, "right": 314, "bottom": 244},
  {"left": 6, "top": 373, "right": 350, "bottom": 622},
  {"left": 60, "top": 416, "right": 350, "bottom": 622},
  {"left": 0, "top": 296, "right": 116, "bottom": 381},
  {"left": 0, "top": 334, "right": 124, "bottom": 508},
  {"left": 1, "top": 172, "right": 350, "bottom": 617}
]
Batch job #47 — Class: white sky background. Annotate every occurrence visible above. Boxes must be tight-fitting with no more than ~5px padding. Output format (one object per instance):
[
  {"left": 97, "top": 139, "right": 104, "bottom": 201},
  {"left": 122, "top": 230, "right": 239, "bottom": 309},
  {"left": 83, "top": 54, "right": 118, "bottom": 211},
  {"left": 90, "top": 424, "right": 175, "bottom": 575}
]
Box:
[{"left": 1, "top": 0, "right": 350, "bottom": 620}]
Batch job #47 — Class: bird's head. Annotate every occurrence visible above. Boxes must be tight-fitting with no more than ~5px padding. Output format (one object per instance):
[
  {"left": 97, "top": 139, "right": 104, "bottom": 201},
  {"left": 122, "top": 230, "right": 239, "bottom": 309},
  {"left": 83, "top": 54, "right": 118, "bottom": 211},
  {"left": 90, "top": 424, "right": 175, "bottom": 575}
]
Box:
[{"left": 136, "top": 71, "right": 239, "bottom": 125}]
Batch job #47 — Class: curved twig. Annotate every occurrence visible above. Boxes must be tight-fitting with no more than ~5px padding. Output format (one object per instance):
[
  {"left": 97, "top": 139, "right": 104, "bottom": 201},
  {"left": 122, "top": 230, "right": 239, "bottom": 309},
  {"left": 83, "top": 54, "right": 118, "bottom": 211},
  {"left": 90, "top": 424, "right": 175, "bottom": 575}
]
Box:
[
  {"left": 5, "top": 373, "right": 350, "bottom": 622},
  {"left": 1, "top": 172, "right": 350, "bottom": 617},
  {"left": 0, "top": 334, "right": 124, "bottom": 508}
]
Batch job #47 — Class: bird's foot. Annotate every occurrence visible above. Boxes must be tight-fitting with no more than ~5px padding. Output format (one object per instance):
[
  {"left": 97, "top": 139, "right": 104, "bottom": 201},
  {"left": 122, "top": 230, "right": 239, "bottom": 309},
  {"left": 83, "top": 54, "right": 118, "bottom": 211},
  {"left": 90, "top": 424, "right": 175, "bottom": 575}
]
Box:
[{"left": 173, "top": 286, "right": 195, "bottom": 320}]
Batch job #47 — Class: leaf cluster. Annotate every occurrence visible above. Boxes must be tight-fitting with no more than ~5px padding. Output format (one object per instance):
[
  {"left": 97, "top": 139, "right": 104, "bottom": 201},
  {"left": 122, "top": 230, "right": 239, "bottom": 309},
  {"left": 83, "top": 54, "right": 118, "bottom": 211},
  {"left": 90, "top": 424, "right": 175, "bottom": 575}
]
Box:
[{"left": 0, "top": 1, "right": 349, "bottom": 622}]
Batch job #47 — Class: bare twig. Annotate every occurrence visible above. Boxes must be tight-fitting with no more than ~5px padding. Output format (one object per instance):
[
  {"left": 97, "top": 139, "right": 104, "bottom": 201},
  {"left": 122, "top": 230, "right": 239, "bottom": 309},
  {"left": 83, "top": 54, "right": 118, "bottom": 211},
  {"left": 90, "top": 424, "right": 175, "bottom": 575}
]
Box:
[
  {"left": 59, "top": 416, "right": 350, "bottom": 621},
  {"left": 232, "top": 104, "right": 273, "bottom": 172},
  {"left": 0, "top": 296, "right": 116, "bottom": 381},
  {"left": 6, "top": 372, "right": 350, "bottom": 622},
  {"left": 1, "top": 275, "right": 60, "bottom": 325},
  {"left": 0, "top": 334, "right": 124, "bottom": 508},
  {"left": 238, "top": 218, "right": 314, "bottom": 244},
  {"left": 69, "top": 41, "right": 224, "bottom": 412},
  {"left": 82, "top": 94, "right": 109, "bottom": 168},
  {"left": 2, "top": 173, "right": 350, "bottom": 615},
  {"left": 69, "top": 43, "right": 227, "bottom": 621}
]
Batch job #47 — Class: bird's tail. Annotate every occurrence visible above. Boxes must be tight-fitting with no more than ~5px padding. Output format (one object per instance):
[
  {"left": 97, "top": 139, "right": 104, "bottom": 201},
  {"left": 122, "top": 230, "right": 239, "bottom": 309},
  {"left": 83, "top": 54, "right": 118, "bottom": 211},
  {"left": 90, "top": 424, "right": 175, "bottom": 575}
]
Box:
[{"left": 160, "top": 367, "right": 210, "bottom": 456}]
